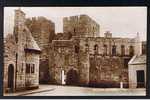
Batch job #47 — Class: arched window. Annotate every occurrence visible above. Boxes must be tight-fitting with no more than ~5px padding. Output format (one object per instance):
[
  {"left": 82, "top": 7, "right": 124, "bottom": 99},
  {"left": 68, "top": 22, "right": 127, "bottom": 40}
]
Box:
[
  {"left": 121, "top": 45, "right": 125, "bottom": 56},
  {"left": 94, "top": 44, "right": 98, "bottom": 54},
  {"left": 75, "top": 45, "right": 79, "bottom": 53},
  {"left": 129, "top": 46, "right": 134, "bottom": 56},
  {"left": 104, "top": 44, "right": 107, "bottom": 55},
  {"left": 85, "top": 43, "right": 89, "bottom": 52},
  {"left": 112, "top": 45, "right": 117, "bottom": 56}
]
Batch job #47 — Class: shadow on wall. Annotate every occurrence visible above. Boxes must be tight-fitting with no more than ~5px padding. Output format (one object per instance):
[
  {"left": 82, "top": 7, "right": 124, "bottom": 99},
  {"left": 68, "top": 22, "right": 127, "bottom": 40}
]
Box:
[
  {"left": 89, "top": 80, "right": 129, "bottom": 88},
  {"left": 39, "top": 59, "right": 51, "bottom": 84},
  {"left": 66, "top": 68, "right": 79, "bottom": 86}
]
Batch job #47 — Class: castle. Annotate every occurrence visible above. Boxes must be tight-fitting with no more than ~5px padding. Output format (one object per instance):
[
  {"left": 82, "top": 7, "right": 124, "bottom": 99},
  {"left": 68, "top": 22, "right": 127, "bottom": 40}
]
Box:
[
  {"left": 49, "top": 15, "right": 145, "bottom": 88},
  {"left": 4, "top": 9, "right": 146, "bottom": 93}
]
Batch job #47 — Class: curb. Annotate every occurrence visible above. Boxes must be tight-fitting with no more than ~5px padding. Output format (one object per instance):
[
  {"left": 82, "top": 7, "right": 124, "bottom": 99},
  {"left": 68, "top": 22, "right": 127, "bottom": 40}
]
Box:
[
  {"left": 18, "top": 88, "right": 55, "bottom": 96},
  {"left": 4, "top": 88, "right": 55, "bottom": 96}
]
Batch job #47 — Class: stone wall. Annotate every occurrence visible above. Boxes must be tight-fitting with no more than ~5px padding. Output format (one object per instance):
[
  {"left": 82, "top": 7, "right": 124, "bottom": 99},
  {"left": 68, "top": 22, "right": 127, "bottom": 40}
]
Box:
[
  {"left": 4, "top": 9, "right": 40, "bottom": 93},
  {"left": 25, "top": 52, "right": 40, "bottom": 88},
  {"left": 89, "top": 55, "right": 129, "bottom": 88},
  {"left": 63, "top": 15, "right": 100, "bottom": 37},
  {"left": 75, "top": 36, "right": 140, "bottom": 57},
  {"left": 4, "top": 34, "right": 16, "bottom": 92},
  {"left": 50, "top": 34, "right": 140, "bottom": 87},
  {"left": 49, "top": 39, "right": 90, "bottom": 85},
  {"left": 25, "top": 16, "right": 55, "bottom": 58},
  {"left": 25, "top": 16, "right": 55, "bottom": 83}
]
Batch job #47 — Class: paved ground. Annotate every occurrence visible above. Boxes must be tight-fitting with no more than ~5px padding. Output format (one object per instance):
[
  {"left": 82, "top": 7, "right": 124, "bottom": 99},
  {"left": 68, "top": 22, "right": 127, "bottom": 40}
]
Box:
[
  {"left": 16, "top": 85, "right": 146, "bottom": 96},
  {"left": 4, "top": 85, "right": 55, "bottom": 96}
]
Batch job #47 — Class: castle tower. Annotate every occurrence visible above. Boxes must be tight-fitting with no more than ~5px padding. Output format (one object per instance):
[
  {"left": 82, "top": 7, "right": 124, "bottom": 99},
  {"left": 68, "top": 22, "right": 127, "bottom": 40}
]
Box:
[
  {"left": 63, "top": 15, "right": 100, "bottom": 37},
  {"left": 104, "top": 31, "right": 112, "bottom": 38}
]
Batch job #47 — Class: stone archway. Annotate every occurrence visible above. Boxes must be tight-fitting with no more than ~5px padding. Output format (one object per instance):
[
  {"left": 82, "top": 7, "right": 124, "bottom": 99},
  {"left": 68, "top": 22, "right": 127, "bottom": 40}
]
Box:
[
  {"left": 8, "top": 64, "right": 14, "bottom": 92},
  {"left": 66, "top": 68, "right": 79, "bottom": 85}
]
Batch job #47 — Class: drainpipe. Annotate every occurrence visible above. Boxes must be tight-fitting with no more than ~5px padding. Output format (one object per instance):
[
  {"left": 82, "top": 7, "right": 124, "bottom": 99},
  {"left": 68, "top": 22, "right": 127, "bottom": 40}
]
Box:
[{"left": 15, "top": 53, "right": 18, "bottom": 91}]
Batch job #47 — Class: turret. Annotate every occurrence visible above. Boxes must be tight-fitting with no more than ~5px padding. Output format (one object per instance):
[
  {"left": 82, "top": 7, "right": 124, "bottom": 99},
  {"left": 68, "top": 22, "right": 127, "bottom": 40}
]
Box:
[
  {"left": 104, "top": 31, "right": 112, "bottom": 38},
  {"left": 134, "top": 32, "right": 142, "bottom": 56}
]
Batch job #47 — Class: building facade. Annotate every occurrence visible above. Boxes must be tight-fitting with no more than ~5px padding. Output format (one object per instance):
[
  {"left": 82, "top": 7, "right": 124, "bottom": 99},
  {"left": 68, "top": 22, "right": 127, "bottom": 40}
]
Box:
[
  {"left": 128, "top": 55, "right": 146, "bottom": 88},
  {"left": 4, "top": 9, "right": 41, "bottom": 93},
  {"left": 49, "top": 15, "right": 143, "bottom": 88}
]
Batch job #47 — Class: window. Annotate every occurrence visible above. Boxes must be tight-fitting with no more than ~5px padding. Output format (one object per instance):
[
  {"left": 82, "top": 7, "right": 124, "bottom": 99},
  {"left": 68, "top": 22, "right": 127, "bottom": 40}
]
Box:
[
  {"left": 26, "top": 63, "right": 30, "bottom": 73},
  {"left": 74, "top": 28, "right": 76, "bottom": 33},
  {"left": 142, "top": 43, "right": 146, "bottom": 55},
  {"left": 103, "top": 45, "right": 107, "bottom": 55},
  {"left": 75, "top": 45, "right": 79, "bottom": 53},
  {"left": 129, "top": 46, "right": 134, "bottom": 56},
  {"left": 31, "top": 64, "right": 35, "bottom": 73},
  {"left": 121, "top": 45, "right": 125, "bottom": 56},
  {"left": 26, "top": 63, "right": 35, "bottom": 74},
  {"left": 94, "top": 44, "right": 98, "bottom": 54},
  {"left": 112, "top": 45, "right": 116, "bottom": 56},
  {"left": 21, "top": 63, "right": 24, "bottom": 73},
  {"left": 124, "top": 58, "right": 130, "bottom": 68},
  {"left": 85, "top": 44, "right": 89, "bottom": 52}
]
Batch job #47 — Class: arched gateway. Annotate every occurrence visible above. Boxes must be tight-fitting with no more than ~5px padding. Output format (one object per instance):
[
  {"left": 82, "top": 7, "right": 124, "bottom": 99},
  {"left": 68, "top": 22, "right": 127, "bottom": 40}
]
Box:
[{"left": 66, "top": 68, "right": 79, "bottom": 85}]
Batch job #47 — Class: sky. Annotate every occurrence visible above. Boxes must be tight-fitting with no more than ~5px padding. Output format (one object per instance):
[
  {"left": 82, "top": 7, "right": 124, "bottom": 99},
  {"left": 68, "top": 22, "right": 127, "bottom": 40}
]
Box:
[{"left": 4, "top": 7, "right": 147, "bottom": 41}]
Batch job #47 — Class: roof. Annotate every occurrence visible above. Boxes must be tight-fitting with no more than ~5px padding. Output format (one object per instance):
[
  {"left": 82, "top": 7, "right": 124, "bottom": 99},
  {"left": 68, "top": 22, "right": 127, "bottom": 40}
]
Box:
[
  {"left": 24, "top": 26, "right": 41, "bottom": 52},
  {"left": 128, "top": 55, "right": 146, "bottom": 65}
]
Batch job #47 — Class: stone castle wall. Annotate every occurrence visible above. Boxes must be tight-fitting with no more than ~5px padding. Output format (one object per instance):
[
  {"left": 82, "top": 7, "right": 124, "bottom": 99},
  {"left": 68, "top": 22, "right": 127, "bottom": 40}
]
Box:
[
  {"left": 49, "top": 14, "right": 141, "bottom": 87},
  {"left": 63, "top": 15, "right": 100, "bottom": 37},
  {"left": 25, "top": 17, "right": 55, "bottom": 83},
  {"left": 89, "top": 55, "right": 128, "bottom": 87},
  {"left": 50, "top": 35, "right": 140, "bottom": 87},
  {"left": 77, "top": 36, "right": 140, "bottom": 57}
]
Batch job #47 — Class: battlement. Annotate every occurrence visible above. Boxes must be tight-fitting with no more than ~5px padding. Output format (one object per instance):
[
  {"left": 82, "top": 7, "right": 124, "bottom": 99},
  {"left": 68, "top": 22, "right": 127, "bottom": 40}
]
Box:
[
  {"left": 63, "top": 14, "right": 98, "bottom": 25},
  {"left": 63, "top": 14, "right": 100, "bottom": 37}
]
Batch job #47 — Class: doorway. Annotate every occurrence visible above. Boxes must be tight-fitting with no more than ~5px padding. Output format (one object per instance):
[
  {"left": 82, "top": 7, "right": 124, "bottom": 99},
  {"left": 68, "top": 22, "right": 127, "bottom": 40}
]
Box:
[
  {"left": 136, "top": 70, "right": 145, "bottom": 88},
  {"left": 8, "top": 64, "right": 14, "bottom": 92},
  {"left": 66, "top": 68, "right": 79, "bottom": 85}
]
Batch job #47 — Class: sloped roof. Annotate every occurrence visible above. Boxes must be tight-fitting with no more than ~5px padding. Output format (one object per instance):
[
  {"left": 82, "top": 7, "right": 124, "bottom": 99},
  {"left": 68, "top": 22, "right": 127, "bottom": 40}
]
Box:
[
  {"left": 128, "top": 55, "right": 146, "bottom": 65},
  {"left": 24, "top": 26, "right": 41, "bottom": 52}
]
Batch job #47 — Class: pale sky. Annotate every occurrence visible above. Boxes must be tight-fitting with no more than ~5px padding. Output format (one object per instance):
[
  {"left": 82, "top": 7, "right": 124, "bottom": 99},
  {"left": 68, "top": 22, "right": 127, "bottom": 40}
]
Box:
[{"left": 4, "top": 7, "right": 147, "bottom": 41}]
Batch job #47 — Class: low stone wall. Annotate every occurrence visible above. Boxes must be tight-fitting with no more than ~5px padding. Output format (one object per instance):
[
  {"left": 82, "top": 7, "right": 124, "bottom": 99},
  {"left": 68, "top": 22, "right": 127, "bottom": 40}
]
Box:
[{"left": 89, "top": 55, "right": 129, "bottom": 88}]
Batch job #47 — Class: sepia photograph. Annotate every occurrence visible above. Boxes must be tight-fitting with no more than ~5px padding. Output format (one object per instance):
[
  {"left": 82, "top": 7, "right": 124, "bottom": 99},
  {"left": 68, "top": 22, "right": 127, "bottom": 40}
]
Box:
[{"left": 3, "top": 7, "right": 147, "bottom": 96}]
